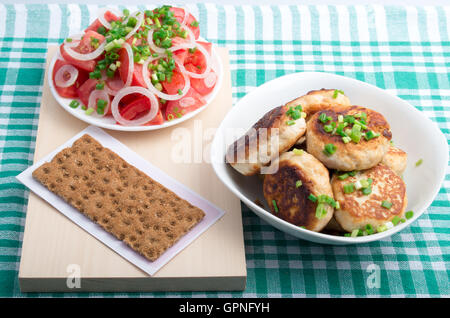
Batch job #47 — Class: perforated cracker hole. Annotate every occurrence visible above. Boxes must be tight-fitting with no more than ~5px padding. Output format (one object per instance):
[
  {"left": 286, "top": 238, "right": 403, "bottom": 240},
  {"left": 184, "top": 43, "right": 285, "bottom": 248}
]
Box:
[
  {"left": 96, "top": 202, "right": 103, "bottom": 209},
  {"left": 103, "top": 177, "right": 110, "bottom": 184},
  {"left": 43, "top": 167, "right": 50, "bottom": 174}
]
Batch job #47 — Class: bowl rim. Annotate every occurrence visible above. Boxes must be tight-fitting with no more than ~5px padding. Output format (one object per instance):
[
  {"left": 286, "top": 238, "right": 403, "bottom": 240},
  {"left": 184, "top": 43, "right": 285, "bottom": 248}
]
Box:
[
  {"left": 211, "top": 71, "right": 449, "bottom": 244},
  {"left": 48, "top": 40, "right": 223, "bottom": 132}
]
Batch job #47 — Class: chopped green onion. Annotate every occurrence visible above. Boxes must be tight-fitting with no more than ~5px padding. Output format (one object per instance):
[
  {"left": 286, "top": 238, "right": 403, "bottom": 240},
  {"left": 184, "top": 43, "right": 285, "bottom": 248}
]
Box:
[
  {"left": 293, "top": 148, "right": 304, "bottom": 156},
  {"left": 338, "top": 173, "right": 349, "bottom": 180},
  {"left": 343, "top": 183, "right": 355, "bottom": 194},
  {"left": 66, "top": 38, "right": 72, "bottom": 43},
  {"left": 350, "top": 124, "right": 362, "bottom": 143},
  {"left": 348, "top": 171, "right": 357, "bottom": 176},
  {"left": 381, "top": 200, "right": 393, "bottom": 209},
  {"left": 96, "top": 99, "right": 107, "bottom": 115},
  {"left": 323, "top": 124, "right": 334, "bottom": 133},
  {"left": 123, "top": 9, "right": 130, "bottom": 16},
  {"left": 190, "top": 21, "right": 199, "bottom": 27},
  {"left": 323, "top": 143, "right": 337, "bottom": 156},
  {"left": 365, "top": 224, "right": 374, "bottom": 235},
  {"left": 344, "top": 115, "right": 355, "bottom": 124},
  {"left": 85, "top": 108, "right": 94, "bottom": 116},
  {"left": 342, "top": 136, "right": 351, "bottom": 144},
  {"left": 177, "top": 88, "right": 183, "bottom": 95},
  {"left": 333, "top": 89, "right": 345, "bottom": 99},
  {"left": 315, "top": 203, "right": 328, "bottom": 219},
  {"left": 361, "top": 186, "right": 372, "bottom": 195},
  {"left": 308, "top": 194, "right": 317, "bottom": 202},
  {"left": 377, "top": 224, "right": 388, "bottom": 233},
  {"left": 69, "top": 100, "right": 80, "bottom": 108},
  {"left": 272, "top": 200, "right": 279, "bottom": 213},
  {"left": 405, "top": 210, "right": 414, "bottom": 219},
  {"left": 415, "top": 159, "right": 423, "bottom": 167},
  {"left": 319, "top": 113, "right": 329, "bottom": 123},
  {"left": 96, "top": 82, "right": 104, "bottom": 90},
  {"left": 351, "top": 229, "right": 359, "bottom": 237},
  {"left": 360, "top": 179, "right": 370, "bottom": 188},
  {"left": 392, "top": 215, "right": 402, "bottom": 226},
  {"left": 286, "top": 120, "right": 296, "bottom": 126},
  {"left": 365, "top": 130, "right": 380, "bottom": 141},
  {"left": 295, "top": 180, "right": 302, "bottom": 188}
]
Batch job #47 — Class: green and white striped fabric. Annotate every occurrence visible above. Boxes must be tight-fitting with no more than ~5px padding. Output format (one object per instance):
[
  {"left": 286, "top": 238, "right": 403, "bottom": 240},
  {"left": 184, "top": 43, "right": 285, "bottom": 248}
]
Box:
[{"left": 0, "top": 3, "right": 449, "bottom": 297}]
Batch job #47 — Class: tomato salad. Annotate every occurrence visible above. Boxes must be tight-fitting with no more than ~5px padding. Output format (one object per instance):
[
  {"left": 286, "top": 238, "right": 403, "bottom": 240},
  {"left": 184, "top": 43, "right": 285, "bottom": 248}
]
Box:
[{"left": 53, "top": 5, "right": 218, "bottom": 126}]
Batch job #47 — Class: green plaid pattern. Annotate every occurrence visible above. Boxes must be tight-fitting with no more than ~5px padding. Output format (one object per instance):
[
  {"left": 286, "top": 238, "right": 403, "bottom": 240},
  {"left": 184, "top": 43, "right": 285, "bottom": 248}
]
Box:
[{"left": 0, "top": 4, "right": 449, "bottom": 297}]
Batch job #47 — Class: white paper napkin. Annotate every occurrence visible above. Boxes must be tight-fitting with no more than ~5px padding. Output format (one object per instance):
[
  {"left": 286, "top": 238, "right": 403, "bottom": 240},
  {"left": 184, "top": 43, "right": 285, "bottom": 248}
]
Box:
[{"left": 16, "top": 125, "right": 226, "bottom": 276}]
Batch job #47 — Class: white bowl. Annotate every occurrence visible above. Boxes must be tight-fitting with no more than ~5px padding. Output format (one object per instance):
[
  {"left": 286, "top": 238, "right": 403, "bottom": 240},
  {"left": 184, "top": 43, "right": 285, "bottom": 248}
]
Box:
[
  {"left": 211, "top": 71, "right": 448, "bottom": 244},
  {"left": 48, "top": 42, "right": 223, "bottom": 132}
]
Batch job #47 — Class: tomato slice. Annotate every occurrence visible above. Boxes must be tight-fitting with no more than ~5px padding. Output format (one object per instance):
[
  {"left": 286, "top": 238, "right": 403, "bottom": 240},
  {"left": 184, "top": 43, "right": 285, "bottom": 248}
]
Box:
[
  {"left": 77, "top": 30, "right": 105, "bottom": 54},
  {"left": 184, "top": 63, "right": 217, "bottom": 96},
  {"left": 184, "top": 42, "right": 211, "bottom": 72},
  {"left": 60, "top": 31, "right": 105, "bottom": 72},
  {"left": 52, "top": 59, "right": 88, "bottom": 99},
  {"left": 76, "top": 78, "right": 98, "bottom": 107},
  {"left": 165, "top": 87, "right": 206, "bottom": 120},
  {"left": 169, "top": 7, "right": 200, "bottom": 39},
  {"left": 161, "top": 69, "right": 185, "bottom": 95},
  {"left": 60, "top": 44, "right": 97, "bottom": 72},
  {"left": 118, "top": 96, "right": 163, "bottom": 126},
  {"left": 118, "top": 48, "right": 146, "bottom": 87},
  {"left": 85, "top": 10, "right": 119, "bottom": 33}
]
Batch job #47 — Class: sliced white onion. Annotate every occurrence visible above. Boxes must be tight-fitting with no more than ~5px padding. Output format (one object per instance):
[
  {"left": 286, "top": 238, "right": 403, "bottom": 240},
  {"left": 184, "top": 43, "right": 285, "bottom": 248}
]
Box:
[
  {"left": 102, "top": 42, "right": 134, "bottom": 95},
  {"left": 181, "top": 6, "right": 190, "bottom": 25},
  {"left": 64, "top": 38, "right": 106, "bottom": 61},
  {"left": 204, "top": 71, "right": 217, "bottom": 88},
  {"left": 175, "top": 43, "right": 211, "bottom": 79},
  {"left": 64, "top": 34, "right": 82, "bottom": 48},
  {"left": 142, "top": 56, "right": 191, "bottom": 101},
  {"left": 88, "top": 89, "right": 110, "bottom": 117},
  {"left": 124, "top": 11, "right": 144, "bottom": 40},
  {"left": 98, "top": 7, "right": 121, "bottom": 30},
  {"left": 111, "top": 86, "right": 159, "bottom": 126},
  {"left": 55, "top": 64, "right": 79, "bottom": 88},
  {"left": 179, "top": 97, "right": 196, "bottom": 108}
]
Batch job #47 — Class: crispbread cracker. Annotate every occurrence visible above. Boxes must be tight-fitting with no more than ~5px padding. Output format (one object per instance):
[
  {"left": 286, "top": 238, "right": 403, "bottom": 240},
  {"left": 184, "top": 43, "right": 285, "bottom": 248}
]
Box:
[{"left": 32, "top": 134, "right": 205, "bottom": 262}]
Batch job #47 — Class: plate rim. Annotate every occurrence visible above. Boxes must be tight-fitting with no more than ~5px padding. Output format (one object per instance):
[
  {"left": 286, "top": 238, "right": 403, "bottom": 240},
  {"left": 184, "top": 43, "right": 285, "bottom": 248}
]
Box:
[
  {"left": 211, "top": 71, "right": 449, "bottom": 244},
  {"left": 48, "top": 41, "right": 224, "bottom": 132}
]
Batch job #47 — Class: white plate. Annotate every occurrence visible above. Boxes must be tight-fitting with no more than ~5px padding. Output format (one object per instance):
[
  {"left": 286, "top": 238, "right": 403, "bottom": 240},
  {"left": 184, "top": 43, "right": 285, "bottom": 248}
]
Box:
[
  {"left": 211, "top": 71, "right": 448, "bottom": 245},
  {"left": 48, "top": 42, "right": 223, "bottom": 131}
]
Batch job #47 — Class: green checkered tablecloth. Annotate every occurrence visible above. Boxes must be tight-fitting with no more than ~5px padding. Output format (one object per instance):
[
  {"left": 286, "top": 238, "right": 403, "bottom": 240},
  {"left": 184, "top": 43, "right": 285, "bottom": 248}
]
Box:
[{"left": 0, "top": 3, "right": 449, "bottom": 297}]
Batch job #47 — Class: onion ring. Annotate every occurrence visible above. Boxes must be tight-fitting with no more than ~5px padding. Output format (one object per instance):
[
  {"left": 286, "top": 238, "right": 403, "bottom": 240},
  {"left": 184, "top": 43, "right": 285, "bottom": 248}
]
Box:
[
  {"left": 204, "top": 71, "right": 217, "bottom": 88},
  {"left": 64, "top": 37, "right": 106, "bottom": 61},
  {"left": 98, "top": 7, "right": 122, "bottom": 30},
  {"left": 124, "top": 11, "right": 144, "bottom": 40},
  {"left": 111, "top": 86, "right": 159, "bottom": 126},
  {"left": 54, "top": 64, "right": 79, "bottom": 88},
  {"left": 88, "top": 89, "right": 110, "bottom": 117},
  {"left": 179, "top": 97, "right": 196, "bottom": 108},
  {"left": 181, "top": 6, "right": 190, "bottom": 25},
  {"left": 142, "top": 56, "right": 191, "bottom": 101}
]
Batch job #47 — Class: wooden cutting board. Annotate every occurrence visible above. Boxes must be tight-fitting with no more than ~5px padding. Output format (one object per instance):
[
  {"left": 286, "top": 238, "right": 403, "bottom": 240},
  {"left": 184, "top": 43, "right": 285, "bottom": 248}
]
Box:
[{"left": 18, "top": 46, "right": 247, "bottom": 292}]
